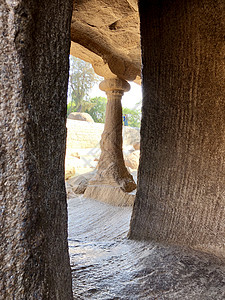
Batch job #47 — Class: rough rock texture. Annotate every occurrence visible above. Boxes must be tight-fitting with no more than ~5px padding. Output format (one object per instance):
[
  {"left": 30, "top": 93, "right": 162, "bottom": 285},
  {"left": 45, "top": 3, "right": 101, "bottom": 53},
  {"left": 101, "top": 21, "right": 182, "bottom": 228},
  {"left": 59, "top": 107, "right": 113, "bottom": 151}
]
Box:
[
  {"left": 1, "top": 1, "right": 73, "bottom": 299},
  {"left": 129, "top": 0, "right": 225, "bottom": 258},
  {"left": 125, "top": 150, "right": 140, "bottom": 170},
  {"left": 68, "top": 112, "right": 94, "bottom": 122},
  {"left": 85, "top": 79, "right": 136, "bottom": 205},
  {"left": 84, "top": 185, "right": 135, "bottom": 206},
  {"left": 70, "top": 0, "right": 141, "bottom": 84},
  {"left": 66, "top": 118, "right": 140, "bottom": 149},
  {"left": 65, "top": 182, "right": 78, "bottom": 199},
  {"left": 133, "top": 141, "right": 140, "bottom": 150},
  {"left": 67, "top": 171, "right": 96, "bottom": 195},
  {"left": 69, "top": 196, "right": 225, "bottom": 299},
  {"left": 123, "top": 126, "right": 140, "bottom": 146}
]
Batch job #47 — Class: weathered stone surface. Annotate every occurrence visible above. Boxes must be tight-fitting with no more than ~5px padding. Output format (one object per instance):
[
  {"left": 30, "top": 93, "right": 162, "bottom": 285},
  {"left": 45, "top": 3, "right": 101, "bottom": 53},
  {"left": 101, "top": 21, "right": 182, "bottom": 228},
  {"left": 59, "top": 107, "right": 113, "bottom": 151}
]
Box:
[
  {"left": 129, "top": 0, "right": 225, "bottom": 258},
  {"left": 2, "top": 1, "right": 224, "bottom": 298},
  {"left": 84, "top": 185, "right": 135, "bottom": 206},
  {"left": 70, "top": 0, "right": 141, "bottom": 84},
  {"left": 68, "top": 112, "right": 94, "bottom": 122},
  {"left": 123, "top": 126, "right": 140, "bottom": 146},
  {"left": 67, "top": 171, "right": 96, "bottom": 195},
  {"left": 66, "top": 119, "right": 104, "bottom": 149},
  {"left": 125, "top": 150, "right": 140, "bottom": 170},
  {"left": 1, "top": 1, "right": 73, "bottom": 299},
  {"left": 133, "top": 141, "right": 140, "bottom": 150},
  {"left": 86, "top": 78, "right": 136, "bottom": 204},
  {"left": 68, "top": 177, "right": 87, "bottom": 194},
  {"left": 69, "top": 196, "right": 225, "bottom": 299},
  {"left": 66, "top": 118, "right": 140, "bottom": 149},
  {"left": 66, "top": 182, "right": 77, "bottom": 199}
]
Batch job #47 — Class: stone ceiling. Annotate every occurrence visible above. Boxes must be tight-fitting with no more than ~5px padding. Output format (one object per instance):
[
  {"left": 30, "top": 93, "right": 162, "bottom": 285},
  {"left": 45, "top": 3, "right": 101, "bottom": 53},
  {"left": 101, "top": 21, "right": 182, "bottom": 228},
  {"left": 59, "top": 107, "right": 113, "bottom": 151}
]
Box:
[{"left": 70, "top": 0, "right": 141, "bottom": 84}]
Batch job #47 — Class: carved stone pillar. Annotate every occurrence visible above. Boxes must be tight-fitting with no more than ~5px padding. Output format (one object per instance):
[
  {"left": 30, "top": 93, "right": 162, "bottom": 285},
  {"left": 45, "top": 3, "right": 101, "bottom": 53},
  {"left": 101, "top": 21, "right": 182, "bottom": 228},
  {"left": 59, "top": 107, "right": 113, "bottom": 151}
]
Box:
[{"left": 84, "top": 78, "right": 136, "bottom": 205}]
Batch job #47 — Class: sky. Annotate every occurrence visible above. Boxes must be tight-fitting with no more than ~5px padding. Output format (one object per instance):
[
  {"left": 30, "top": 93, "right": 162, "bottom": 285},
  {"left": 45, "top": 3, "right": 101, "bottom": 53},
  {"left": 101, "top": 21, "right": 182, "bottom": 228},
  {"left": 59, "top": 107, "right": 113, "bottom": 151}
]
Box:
[{"left": 90, "top": 81, "right": 142, "bottom": 110}]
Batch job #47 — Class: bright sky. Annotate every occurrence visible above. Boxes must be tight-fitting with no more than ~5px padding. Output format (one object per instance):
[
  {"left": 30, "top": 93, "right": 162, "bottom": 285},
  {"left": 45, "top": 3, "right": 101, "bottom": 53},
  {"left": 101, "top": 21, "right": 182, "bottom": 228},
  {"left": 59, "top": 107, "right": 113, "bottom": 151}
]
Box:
[{"left": 90, "top": 81, "right": 142, "bottom": 110}]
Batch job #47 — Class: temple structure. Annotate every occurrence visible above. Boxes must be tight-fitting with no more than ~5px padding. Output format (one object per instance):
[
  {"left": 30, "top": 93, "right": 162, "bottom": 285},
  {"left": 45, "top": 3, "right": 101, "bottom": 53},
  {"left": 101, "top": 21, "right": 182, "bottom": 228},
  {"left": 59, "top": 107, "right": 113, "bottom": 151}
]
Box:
[{"left": 1, "top": 0, "right": 224, "bottom": 298}]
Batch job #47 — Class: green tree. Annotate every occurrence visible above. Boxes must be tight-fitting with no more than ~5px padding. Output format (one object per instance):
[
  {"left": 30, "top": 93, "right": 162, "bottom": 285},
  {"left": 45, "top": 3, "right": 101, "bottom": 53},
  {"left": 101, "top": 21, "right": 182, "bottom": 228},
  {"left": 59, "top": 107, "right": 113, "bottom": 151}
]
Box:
[
  {"left": 86, "top": 96, "right": 107, "bottom": 123},
  {"left": 67, "top": 56, "right": 100, "bottom": 116},
  {"left": 122, "top": 107, "right": 141, "bottom": 128}
]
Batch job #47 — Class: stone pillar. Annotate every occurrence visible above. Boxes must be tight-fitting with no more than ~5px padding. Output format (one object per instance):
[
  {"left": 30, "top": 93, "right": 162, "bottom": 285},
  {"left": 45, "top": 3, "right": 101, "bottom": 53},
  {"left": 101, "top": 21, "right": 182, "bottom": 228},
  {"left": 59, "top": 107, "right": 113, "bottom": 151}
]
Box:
[
  {"left": 1, "top": 1, "right": 73, "bottom": 299},
  {"left": 129, "top": 0, "right": 225, "bottom": 258},
  {"left": 84, "top": 78, "right": 136, "bottom": 206}
]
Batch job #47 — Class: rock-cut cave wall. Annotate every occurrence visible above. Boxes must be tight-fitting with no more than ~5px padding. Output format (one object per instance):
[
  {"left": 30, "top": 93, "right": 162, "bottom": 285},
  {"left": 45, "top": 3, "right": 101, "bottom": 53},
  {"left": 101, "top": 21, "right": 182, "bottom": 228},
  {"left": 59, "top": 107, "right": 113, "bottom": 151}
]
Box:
[
  {"left": 1, "top": 1, "right": 73, "bottom": 298},
  {"left": 129, "top": 0, "right": 225, "bottom": 258},
  {"left": 1, "top": 0, "right": 224, "bottom": 298}
]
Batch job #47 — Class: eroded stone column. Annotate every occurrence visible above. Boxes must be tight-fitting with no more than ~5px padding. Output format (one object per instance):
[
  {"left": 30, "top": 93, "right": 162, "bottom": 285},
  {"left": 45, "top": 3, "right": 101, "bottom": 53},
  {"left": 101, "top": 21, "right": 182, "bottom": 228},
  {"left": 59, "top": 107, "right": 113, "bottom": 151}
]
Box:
[{"left": 84, "top": 78, "right": 136, "bottom": 205}]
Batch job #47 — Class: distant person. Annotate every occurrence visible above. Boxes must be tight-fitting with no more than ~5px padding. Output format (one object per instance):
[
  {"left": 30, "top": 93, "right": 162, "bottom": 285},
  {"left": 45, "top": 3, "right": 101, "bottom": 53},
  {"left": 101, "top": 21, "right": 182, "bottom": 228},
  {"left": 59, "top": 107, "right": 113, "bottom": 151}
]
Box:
[
  {"left": 123, "top": 114, "right": 125, "bottom": 125},
  {"left": 124, "top": 114, "right": 128, "bottom": 126}
]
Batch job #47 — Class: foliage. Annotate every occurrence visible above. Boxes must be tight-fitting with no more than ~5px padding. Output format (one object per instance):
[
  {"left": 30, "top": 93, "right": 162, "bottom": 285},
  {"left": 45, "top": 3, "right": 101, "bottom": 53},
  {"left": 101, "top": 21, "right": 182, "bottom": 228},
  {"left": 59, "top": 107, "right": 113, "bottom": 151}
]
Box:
[
  {"left": 122, "top": 107, "right": 141, "bottom": 128},
  {"left": 85, "top": 96, "right": 141, "bottom": 127},
  {"left": 67, "top": 56, "right": 100, "bottom": 116},
  {"left": 85, "top": 97, "right": 107, "bottom": 123},
  {"left": 66, "top": 57, "right": 141, "bottom": 127}
]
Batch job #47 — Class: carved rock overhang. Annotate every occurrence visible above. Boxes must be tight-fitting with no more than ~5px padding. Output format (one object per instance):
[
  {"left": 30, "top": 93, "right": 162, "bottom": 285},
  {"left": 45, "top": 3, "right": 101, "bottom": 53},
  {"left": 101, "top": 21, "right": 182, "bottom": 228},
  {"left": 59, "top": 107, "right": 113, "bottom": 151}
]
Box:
[{"left": 70, "top": 0, "right": 141, "bottom": 84}]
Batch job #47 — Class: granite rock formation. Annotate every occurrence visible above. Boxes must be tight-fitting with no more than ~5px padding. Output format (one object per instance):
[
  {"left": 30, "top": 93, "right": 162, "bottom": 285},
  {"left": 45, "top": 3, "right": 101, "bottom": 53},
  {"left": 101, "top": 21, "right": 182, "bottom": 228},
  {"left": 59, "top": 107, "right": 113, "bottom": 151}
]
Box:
[
  {"left": 125, "top": 150, "right": 140, "bottom": 170},
  {"left": 68, "top": 112, "right": 95, "bottom": 122},
  {"left": 1, "top": 0, "right": 225, "bottom": 299},
  {"left": 70, "top": 0, "right": 141, "bottom": 84},
  {"left": 69, "top": 0, "right": 141, "bottom": 206},
  {"left": 67, "top": 171, "right": 96, "bottom": 194},
  {"left": 129, "top": 0, "right": 225, "bottom": 259},
  {"left": 133, "top": 141, "right": 140, "bottom": 150},
  {"left": 1, "top": 1, "right": 73, "bottom": 299}
]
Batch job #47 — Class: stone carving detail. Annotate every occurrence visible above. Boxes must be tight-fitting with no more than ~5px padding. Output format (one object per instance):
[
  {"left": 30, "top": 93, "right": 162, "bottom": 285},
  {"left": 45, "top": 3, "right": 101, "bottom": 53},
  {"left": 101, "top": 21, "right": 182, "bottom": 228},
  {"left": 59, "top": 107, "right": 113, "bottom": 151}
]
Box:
[
  {"left": 70, "top": 0, "right": 141, "bottom": 84},
  {"left": 84, "top": 78, "right": 136, "bottom": 205}
]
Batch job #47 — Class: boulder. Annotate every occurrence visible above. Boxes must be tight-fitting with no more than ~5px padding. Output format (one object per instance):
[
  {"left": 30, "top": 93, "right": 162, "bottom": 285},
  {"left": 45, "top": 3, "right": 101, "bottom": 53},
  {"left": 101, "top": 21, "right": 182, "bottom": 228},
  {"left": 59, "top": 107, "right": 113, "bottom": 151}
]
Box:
[
  {"left": 125, "top": 150, "right": 140, "bottom": 170},
  {"left": 68, "top": 112, "right": 94, "bottom": 123},
  {"left": 65, "top": 182, "right": 77, "bottom": 199},
  {"left": 133, "top": 141, "right": 140, "bottom": 150},
  {"left": 67, "top": 171, "right": 96, "bottom": 195}
]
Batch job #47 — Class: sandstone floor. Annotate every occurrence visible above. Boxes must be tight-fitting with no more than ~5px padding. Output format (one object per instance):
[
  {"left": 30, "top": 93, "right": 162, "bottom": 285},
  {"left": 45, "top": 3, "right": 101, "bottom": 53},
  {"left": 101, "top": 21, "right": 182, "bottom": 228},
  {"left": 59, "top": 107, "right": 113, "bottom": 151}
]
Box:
[{"left": 68, "top": 196, "right": 225, "bottom": 299}]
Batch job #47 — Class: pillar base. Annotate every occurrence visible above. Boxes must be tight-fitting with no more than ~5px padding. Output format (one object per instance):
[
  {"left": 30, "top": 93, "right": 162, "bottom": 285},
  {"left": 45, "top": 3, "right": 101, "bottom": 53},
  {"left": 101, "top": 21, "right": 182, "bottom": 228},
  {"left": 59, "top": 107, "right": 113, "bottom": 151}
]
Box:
[{"left": 84, "top": 184, "right": 136, "bottom": 206}]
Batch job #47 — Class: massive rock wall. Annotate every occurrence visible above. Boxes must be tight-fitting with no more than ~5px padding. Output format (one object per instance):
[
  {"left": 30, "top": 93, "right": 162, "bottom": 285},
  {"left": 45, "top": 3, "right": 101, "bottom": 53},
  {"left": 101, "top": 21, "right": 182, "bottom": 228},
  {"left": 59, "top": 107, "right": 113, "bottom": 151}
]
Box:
[
  {"left": 70, "top": 0, "right": 141, "bottom": 84},
  {"left": 1, "top": 1, "right": 73, "bottom": 298},
  {"left": 129, "top": 0, "right": 225, "bottom": 258}
]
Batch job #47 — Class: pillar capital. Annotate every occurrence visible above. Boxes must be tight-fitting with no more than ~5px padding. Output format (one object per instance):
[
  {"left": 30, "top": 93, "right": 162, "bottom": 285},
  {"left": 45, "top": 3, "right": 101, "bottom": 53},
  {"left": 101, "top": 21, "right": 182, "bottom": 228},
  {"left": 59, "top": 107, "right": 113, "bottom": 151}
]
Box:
[{"left": 99, "top": 78, "right": 130, "bottom": 94}]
